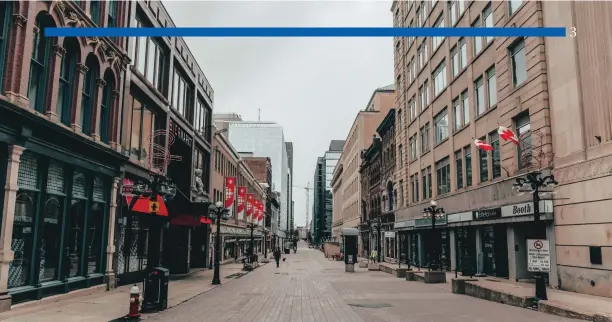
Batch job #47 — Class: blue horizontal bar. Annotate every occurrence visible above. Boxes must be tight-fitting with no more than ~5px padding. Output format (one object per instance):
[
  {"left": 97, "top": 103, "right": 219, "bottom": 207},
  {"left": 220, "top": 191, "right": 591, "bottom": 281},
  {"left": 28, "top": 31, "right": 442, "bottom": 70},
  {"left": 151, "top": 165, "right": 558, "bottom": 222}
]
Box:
[{"left": 45, "top": 27, "right": 567, "bottom": 38}]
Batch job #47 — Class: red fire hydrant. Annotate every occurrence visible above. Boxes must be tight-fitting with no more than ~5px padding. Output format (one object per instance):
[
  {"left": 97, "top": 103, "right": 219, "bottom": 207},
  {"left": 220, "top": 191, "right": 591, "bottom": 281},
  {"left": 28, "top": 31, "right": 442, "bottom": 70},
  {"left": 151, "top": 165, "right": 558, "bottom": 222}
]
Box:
[{"left": 127, "top": 284, "right": 141, "bottom": 318}]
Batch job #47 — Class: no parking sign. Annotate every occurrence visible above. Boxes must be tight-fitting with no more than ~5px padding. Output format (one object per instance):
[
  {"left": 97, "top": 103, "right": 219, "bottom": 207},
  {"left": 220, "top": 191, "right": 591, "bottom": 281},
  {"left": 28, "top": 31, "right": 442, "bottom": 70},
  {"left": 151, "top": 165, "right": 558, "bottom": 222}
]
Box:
[{"left": 527, "top": 239, "right": 550, "bottom": 272}]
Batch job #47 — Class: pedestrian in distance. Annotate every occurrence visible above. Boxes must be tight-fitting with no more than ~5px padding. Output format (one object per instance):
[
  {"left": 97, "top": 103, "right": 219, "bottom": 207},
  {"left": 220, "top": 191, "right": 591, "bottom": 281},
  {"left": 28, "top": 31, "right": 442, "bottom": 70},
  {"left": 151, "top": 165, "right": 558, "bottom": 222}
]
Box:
[{"left": 274, "top": 247, "right": 282, "bottom": 268}]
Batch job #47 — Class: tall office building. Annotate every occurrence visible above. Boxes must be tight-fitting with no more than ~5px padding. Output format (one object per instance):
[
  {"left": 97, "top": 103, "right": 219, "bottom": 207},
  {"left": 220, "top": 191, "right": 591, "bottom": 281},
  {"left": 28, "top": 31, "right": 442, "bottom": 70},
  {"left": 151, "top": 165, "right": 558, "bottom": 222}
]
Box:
[
  {"left": 286, "top": 142, "right": 294, "bottom": 232},
  {"left": 312, "top": 141, "right": 344, "bottom": 243},
  {"left": 214, "top": 117, "right": 290, "bottom": 239}
]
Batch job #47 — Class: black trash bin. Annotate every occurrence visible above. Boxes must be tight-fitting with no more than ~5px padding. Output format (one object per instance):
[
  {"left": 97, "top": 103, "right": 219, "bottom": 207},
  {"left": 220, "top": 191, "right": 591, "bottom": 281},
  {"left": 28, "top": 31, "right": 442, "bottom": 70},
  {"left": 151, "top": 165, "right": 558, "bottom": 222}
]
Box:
[
  {"left": 461, "top": 256, "right": 474, "bottom": 277},
  {"left": 142, "top": 267, "right": 169, "bottom": 312}
]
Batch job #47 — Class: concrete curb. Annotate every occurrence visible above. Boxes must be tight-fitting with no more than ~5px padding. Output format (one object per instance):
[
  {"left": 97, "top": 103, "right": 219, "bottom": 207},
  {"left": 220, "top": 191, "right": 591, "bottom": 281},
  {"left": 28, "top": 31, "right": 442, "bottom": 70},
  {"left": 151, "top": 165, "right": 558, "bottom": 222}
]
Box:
[
  {"left": 538, "top": 300, "right": 593, "bottom": 321},
  {"left": 454, "top": 281, "right": 612, "bottom": 322},
  {"left": 463, "top": 282, "right": 535, "bottom": 308}
]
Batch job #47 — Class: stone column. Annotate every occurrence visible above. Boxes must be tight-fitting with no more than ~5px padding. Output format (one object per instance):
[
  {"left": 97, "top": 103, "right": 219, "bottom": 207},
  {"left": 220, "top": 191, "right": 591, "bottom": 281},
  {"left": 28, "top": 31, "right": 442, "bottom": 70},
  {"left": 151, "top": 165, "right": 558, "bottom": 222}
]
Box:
[
  {"left": 546, "top": 222, "right": 559, "bottom": 288},
  {"left": 104, "top": 177, "right": 120, "bottom": 290},
  {"left": 109, "top": 90, "right": 121, "bottom": 151},
  {"left": 4, "top": 14, "right": 30, "bottom": 108},
  {"left": 449, "top": 230, "right": 456, "bottom": 271},
  {"left": 91, "top": 78, "right": 106, "bottom": 142},
  {"left": 70, "top": 64, "right": 88, "bottom": 133},
  {"left": 0, "top": 145, "right": 25, "bottom": 312},
  {"left": 45, "top": 45, "right": 66, "bottom": 122}
]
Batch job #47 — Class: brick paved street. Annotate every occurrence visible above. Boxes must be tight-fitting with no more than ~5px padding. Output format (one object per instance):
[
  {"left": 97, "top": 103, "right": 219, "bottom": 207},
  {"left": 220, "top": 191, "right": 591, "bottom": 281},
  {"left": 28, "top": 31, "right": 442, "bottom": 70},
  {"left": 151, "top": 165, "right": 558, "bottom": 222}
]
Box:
[{"left": 147, "top": 244, "right": 579, "bottom": 322}]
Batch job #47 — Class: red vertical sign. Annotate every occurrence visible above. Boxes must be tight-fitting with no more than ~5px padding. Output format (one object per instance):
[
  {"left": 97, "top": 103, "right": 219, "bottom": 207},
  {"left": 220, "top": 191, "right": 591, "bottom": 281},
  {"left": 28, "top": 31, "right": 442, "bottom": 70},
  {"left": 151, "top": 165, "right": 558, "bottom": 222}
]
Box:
[
  {"left": 237, "top": 187, "right": 246, "bottom": 221},
  {"left": 246, "top": 194, "right": 254, "bottom": 222},
  {"left": 257, "top": 201, "right": 265, "bottom": 226},
  {"left": 253, "top": 199, "right": 260, "bottom": 224},
  {"left": 224, "top": 177, "right": 236, "bottom": 217}
]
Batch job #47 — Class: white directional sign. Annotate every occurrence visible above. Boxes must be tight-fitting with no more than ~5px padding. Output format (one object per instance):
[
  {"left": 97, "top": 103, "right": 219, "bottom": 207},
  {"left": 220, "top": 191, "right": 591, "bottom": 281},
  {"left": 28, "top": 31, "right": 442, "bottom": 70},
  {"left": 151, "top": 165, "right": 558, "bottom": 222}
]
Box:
[{"left": 527, "top": 239, "right": 550, "bottom": 272}]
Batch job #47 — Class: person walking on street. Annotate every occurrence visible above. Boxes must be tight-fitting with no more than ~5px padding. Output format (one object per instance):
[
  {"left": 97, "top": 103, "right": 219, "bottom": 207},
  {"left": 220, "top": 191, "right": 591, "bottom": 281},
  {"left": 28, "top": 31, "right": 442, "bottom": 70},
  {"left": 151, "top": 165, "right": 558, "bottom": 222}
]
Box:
[{"left": 273, "top": 247, "right": 281, "bottom": 268}]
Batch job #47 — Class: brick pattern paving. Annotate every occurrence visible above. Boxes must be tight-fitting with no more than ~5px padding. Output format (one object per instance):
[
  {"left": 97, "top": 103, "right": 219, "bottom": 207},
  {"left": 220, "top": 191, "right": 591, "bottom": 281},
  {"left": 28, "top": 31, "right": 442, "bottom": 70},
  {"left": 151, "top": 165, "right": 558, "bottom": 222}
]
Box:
[{"left": 147, "top": 245, "right": 580, "bottom": 322}]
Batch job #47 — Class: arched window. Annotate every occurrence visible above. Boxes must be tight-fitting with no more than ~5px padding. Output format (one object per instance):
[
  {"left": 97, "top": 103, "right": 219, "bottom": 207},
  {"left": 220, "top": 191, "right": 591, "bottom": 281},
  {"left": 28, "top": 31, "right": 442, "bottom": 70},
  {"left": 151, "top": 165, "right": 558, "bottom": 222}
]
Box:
[
  {"left": 57, "top": 38, "right": 80, "bottom": 126},
  {"left": 100, "top": 71, "right": 114, "bottom": 143},
  {"left": 28, "top": 13, "right": 55, "bottom": 113},
  {"left": 0, "top": 1, "right": 12, "bottom": 93},
  {"left": 81, "top": 55, "right": 99, "bottom": 135}
]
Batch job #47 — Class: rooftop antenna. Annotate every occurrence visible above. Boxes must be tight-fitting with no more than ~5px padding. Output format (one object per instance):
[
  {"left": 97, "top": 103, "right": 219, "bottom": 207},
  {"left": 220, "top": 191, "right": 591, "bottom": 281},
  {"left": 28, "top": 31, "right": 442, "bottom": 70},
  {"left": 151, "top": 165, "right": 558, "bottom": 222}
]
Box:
[{"left": 258, "top": 109, "right": 261, "bottom": 121}]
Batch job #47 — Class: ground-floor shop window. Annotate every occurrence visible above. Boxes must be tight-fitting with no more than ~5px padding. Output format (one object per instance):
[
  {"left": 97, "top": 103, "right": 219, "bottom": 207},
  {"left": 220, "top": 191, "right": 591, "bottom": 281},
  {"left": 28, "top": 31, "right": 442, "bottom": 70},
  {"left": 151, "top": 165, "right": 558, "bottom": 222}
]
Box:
[
  {"left": 410, "top": 234, "right": 419, "bottom": 267},
  {"left": 385, "top": 236, "right": 396, "bottom": 259},
  {"left": 9, "top": 152, "right": 110, "bottom": 289}
]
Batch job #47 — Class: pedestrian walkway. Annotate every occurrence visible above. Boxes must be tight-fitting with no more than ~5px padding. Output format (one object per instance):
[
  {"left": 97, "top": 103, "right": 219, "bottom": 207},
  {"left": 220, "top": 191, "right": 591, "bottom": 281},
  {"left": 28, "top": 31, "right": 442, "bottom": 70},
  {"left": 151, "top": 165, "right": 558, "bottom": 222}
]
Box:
[
  {"left": 374, "top": 261, "right": 612, "bottom": 320},
  {"left": 0, "top": 263, "right": 246, "bottom": 322},
  {"left": 144, "top": 243, "right": 577, "bottom": 322}
]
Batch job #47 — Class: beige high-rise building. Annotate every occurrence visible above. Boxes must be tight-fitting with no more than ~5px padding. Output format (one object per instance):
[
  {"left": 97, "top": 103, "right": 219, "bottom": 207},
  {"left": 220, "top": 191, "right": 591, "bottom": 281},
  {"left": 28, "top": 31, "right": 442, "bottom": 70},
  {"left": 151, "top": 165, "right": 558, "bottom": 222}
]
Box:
[
  {"left": 330, "top": 85, "right": 395, "bottom": 251},
  {"left": 390, "top": 0, "right": 612, "bottom": 298}
]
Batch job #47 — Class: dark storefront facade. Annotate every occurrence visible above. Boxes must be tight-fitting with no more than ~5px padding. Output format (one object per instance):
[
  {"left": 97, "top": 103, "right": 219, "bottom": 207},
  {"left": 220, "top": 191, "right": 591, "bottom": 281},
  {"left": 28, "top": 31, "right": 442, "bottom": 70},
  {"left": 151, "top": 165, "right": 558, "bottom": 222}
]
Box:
[{"left": 0, "top": 103, "right": 126, "bottom": 304}]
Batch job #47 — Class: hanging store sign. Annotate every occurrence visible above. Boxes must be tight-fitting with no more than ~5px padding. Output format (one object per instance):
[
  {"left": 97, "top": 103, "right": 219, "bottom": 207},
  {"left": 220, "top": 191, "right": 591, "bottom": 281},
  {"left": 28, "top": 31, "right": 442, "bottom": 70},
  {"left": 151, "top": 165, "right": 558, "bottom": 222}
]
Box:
[
  {"left": 246, "top": 194, "right": 254, "bottom": 222},
  {"left": 169, "top": 119, "right": 193, "bottom": 147},
  {"left": 384, "top": 231, "right": 395, "bottom": 238},
  {"left": 473, "top": 208, "right": 501, "bottom": 220},
  {"left": 237, "top": 187, "right": 246, "bottom": 221},
  {"left": 224, "top": 177, "right": 236, "bottom": 217}
]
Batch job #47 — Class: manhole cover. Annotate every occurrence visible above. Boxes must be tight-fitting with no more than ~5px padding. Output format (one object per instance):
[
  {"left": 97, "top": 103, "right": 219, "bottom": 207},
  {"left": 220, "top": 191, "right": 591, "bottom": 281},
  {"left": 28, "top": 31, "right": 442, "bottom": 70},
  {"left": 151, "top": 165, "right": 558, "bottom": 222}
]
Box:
[
  {"left": 225, "top": 273, "right": 246, "bottom": 279},
  {"left": 348, "top": 303, "right": 392, "bottom": 309}
]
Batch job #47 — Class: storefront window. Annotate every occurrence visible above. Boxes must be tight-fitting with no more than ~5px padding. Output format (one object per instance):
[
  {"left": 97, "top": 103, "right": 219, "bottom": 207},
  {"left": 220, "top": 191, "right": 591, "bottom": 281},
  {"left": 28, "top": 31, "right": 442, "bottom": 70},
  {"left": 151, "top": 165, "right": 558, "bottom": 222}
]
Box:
[
  {"left": 9, "top": 153, "right": 39, "bottom": 288},
  {"left": 39, "top": 161, "right": 65, "bottom": 282},
  {"left": 9, "top": 154, "right": 110, "bottom": 289},
  {"left": 87, "top": 176, "right": 107, "bottom": 274}
]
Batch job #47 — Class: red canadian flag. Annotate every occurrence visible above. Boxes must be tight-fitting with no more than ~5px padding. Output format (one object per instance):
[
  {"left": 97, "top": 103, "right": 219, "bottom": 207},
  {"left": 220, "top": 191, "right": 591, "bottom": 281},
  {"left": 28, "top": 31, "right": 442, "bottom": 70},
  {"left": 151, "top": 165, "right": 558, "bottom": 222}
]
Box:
[
  {"left": 246, "top": 194, "right": 254, "bottom": 222},
  {"left": 252, "top": 199, "right": 260, "bottom": 224},
  {"left": 237, "top": 187, "right": 246, "bottom": 221},
  {"left": 224, "top": 177, "right": 236, "bottom": 217},
  {"left": 498, "top": 125, "right": 520, "bottom": 145},
  {"left": 474, "top": 139, "right": 494, "bottom": 151},
  {"left": 257, "top": 202, "right": 264, "bottom": 226}
]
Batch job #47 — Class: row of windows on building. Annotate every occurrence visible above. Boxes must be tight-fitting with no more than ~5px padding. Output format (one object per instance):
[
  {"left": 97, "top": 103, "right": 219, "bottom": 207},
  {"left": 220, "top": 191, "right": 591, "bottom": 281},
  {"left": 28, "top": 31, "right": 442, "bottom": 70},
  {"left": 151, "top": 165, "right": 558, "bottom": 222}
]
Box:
[
  {"left": 396, "top": 1, "right": 528, "bottom": 124},
  {"left": 395, "top": 0, "right": 524, "bottom": 31},
  {"left": 400, "top": 33, "right": 525, "bottom": 128},
  {"left": 402, "top": 113, "right": 531, "bottom": 205},
  {"left": 131, "top": 16, "right": 212, "bottom": 142}
]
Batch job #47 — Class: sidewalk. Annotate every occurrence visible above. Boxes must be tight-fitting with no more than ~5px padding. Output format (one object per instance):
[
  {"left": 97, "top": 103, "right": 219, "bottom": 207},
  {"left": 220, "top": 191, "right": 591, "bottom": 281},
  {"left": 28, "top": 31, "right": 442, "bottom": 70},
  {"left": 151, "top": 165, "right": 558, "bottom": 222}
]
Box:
[
  {"left": 375, "top": 261, "right": 612, "bottom": 321},
  {"left": 0, "top": 262, "right": 250, "bottom": 322}
]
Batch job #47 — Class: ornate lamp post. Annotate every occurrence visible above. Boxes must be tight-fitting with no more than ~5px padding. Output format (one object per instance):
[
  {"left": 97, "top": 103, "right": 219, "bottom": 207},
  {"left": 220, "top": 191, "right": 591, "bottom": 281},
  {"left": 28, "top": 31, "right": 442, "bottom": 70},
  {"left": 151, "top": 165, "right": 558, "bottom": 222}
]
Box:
[
  {"left": 208, "top": 201, "right": 231, "bottom": 285},
  {"left": 246, "top": 222, "right": 256, "bottom": 266},
  {"left": 370, "top": 216, "right": 382, "bottom": 263},
  {"left": 422, "top": 200, "right": 445, "bottom": 271},
  {"left": 513, "top": 171, "right": 557, "bottom": 301}
]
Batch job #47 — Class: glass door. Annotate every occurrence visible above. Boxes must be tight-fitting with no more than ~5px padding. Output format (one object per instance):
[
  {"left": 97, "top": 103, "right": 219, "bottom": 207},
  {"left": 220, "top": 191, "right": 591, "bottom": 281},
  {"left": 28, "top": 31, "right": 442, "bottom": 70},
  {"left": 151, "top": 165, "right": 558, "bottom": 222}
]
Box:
[{"left": 481, "top": 226, "right": 496, "bottom": 276}]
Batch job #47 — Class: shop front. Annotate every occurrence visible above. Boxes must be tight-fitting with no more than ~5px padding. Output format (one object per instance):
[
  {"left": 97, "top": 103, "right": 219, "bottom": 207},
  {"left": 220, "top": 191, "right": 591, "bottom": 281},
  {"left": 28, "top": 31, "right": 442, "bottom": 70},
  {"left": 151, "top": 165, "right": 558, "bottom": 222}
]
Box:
[
  {"left": 414, "top": 217, "right": 449, "bottom": 269},
  {"left": 445, "top": 200, "right": 555, "bottom": 282},
  {"left": 394, "top": 219, "right": 417, "bottom": 266},
  {"left": 0, "top": 103, "right": 126, "bottom": 304},
  {"left": 213, "top": 224, "right": 264, "bottom": 263}
]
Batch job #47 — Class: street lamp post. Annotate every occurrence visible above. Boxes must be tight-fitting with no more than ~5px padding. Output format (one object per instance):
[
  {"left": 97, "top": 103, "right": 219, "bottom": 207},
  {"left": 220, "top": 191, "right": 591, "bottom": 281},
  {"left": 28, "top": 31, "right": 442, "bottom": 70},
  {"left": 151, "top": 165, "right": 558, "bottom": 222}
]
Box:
[
  {"left": 370, "top": 216, "right": 382, "bottom": 263},
  {"left": 263, "top": 229, "right": 268, "bottom": 258},
  {"left": 246, "top": 222, "right": 256, "bottom": 265},
  {"left": 208, "top": 201, "right": 230, "bottom": 285},
  {"left": 513, "top": 171, "right": 557, "bottom": 301},
  {"left": 422, "top": 200, "right": 445, "bottom": 271}
]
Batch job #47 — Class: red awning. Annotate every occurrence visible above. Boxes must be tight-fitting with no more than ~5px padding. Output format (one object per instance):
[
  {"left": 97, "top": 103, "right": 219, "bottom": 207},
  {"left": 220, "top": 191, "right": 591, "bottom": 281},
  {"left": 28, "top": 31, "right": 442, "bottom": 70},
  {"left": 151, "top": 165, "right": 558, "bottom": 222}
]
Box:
[
  {"left": 170, "top": 214, "right": 201, "bottom": 226},
  {"left": 125, "top": 195, "right": 169, "bottom": 216},
  {"left": 200, "top": 216, "right": 212, "bottom": 224}
]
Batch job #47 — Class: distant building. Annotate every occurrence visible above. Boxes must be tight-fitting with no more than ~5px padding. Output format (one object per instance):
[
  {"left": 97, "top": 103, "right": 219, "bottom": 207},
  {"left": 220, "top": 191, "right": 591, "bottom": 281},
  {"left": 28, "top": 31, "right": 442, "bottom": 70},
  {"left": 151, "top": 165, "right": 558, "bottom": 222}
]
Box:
[
  {"left": 214, "top": 117, "right": 290, "bottom": 240},
  {"left": 312, "top": 140, "right": 344, "bottom": 243}
]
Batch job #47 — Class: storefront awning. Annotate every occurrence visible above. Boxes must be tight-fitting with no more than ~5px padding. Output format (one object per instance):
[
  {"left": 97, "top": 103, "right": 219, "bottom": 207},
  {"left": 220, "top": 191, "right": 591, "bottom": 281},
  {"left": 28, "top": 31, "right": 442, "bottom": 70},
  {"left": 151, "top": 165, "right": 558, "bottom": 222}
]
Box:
[{"left": 125, "top": 195, "right": 168, "bottom": 216}]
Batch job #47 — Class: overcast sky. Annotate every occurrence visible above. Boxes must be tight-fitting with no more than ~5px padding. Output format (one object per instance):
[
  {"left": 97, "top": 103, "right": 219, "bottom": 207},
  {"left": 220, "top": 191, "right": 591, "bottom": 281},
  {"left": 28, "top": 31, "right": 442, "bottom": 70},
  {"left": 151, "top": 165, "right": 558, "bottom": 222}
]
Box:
[{"left": 164, "top": 1, "right": 394, "bottom": 229}]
